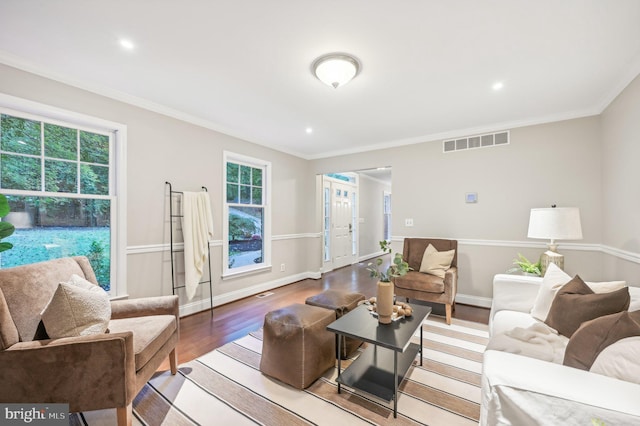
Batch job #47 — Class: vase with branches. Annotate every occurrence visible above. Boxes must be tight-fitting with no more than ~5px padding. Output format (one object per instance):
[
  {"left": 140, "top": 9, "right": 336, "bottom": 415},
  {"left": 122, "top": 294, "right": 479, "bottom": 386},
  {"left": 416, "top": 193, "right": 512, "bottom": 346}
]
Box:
[{"left": 366, "top": 240, "right": 410, "bottom": 323}]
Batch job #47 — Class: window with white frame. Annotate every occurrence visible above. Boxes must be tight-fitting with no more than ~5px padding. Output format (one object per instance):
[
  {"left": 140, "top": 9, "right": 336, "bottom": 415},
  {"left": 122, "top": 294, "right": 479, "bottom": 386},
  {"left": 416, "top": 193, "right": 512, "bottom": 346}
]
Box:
[
  {"left": 0, "top": 104, "right": 124, "bottom": 295},
  {"left": 223, "top": 152, "right": 271, "bottom": 276},
  {"left": 383, "top": 191, "right": 392, "bottom": 241}
]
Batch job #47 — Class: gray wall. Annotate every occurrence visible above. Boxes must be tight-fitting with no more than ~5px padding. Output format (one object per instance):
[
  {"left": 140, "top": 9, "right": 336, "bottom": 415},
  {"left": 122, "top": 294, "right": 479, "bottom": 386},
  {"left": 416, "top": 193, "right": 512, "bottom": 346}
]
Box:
[
  {"left": 357, "top": 174, "right": 391, "bottom": 259},
  {"left": 1, "top": 61, "right": 639, "bottom": 310},
  {"left": 601, "top": 73, "right": 640, "bottom": 281},
  {"left": 0, "top": 63, "right": 320, "bottom": 313},
  {"left": 312, "top": 116, "right": 611, "bottom": 303}
]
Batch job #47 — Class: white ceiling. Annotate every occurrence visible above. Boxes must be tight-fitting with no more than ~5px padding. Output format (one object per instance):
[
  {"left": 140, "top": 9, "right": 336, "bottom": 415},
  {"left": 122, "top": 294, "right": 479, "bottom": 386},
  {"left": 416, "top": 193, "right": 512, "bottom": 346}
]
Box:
[{"left": 1, "top": 1, "right": 639, "bottom": 160}]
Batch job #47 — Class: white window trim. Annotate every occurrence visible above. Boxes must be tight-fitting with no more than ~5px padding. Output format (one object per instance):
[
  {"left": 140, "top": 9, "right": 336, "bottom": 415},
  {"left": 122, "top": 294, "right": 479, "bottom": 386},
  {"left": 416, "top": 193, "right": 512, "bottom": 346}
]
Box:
[
  {"left": 222, "top": 151, "right": 271, "bottom": 278},
  {"left": 0, "top": 93, "right": 128, "bottom": 297}
]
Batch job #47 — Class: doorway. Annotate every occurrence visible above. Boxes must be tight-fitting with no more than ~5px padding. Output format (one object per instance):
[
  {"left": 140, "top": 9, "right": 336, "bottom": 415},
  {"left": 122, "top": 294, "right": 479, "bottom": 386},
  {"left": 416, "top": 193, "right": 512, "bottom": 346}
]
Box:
[{"left": 322, "top": 168, "right": 392, "bottom": 272}]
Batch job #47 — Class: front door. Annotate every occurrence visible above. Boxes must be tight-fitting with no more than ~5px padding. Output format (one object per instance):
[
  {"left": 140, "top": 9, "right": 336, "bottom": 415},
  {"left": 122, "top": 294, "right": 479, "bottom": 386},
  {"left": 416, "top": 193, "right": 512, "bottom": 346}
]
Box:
[{"left": 331, "top": 182, "right": 355, "bottom": 269}]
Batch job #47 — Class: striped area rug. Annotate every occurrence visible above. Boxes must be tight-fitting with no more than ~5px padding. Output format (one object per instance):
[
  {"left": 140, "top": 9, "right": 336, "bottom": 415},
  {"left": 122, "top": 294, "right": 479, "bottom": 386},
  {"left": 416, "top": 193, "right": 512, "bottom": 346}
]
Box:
[{"left": 74, "top": 316, "right": 488, "bottom": 425}]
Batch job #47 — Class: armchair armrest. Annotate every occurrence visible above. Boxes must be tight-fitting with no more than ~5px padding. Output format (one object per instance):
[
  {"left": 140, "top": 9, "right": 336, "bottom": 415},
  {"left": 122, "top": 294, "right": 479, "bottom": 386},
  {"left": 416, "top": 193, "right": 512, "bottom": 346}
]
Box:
[
  {"left": 110, "top": 295, "right": 179, "bottom": 320},
  {"left": 481, "top": 350, "right": 640, "bottom": 425},
  {"left": 0, "top": 332, "right": 136, "bottom": 412},
  {"left": 444, "top": 266, "right": 458, "bottom": 299},
  {"left": 490, "top": 274, "right": 542, "bottom": 325}
]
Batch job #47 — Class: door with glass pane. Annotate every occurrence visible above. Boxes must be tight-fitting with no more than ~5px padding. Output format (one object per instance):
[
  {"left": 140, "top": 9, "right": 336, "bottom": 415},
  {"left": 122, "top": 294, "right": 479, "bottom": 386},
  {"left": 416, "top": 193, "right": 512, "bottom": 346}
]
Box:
[{"left": 331, "top": 182, "right": 355, "bottom": 269}]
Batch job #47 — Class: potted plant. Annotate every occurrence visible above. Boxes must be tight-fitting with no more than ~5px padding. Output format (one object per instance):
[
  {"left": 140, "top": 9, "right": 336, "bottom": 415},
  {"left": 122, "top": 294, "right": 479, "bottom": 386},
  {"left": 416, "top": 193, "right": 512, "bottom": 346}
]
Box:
[
  {"left": 0, "top": 194, "right": 15, "bottom": 253},
  {"left": 366, "top": 240, "right": 410, "bottom": 323},
  {"left": 507, "top": 253, "right": 541, "bottom": 276}
]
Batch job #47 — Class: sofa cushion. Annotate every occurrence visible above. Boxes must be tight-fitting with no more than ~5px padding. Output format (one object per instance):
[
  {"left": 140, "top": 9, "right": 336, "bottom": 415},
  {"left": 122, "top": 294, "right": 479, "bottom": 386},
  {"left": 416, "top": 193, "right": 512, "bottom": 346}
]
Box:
[
  {"left": 108, "top": 314, "right": 177, "bottom": 371},
  {"left": 492, "top": 310, "right": 540, "bottom": 336},
  {"left": 41, "top": 275, "right": 111, "bottom": 338},
  {"left": 394, "top": 270, "right": 444, "bottom": 294},
  {"left": 545, "top": 275, "right": 630, "bottom": 338},
  {"left": 564, "top": 310, "right": 640, "bottom": 371},
  {"left": 590, "top": 336, "right": 640, "bottom": 384},
  {"left": 419, "top": 244, "right": 455, "bottom": 278}
]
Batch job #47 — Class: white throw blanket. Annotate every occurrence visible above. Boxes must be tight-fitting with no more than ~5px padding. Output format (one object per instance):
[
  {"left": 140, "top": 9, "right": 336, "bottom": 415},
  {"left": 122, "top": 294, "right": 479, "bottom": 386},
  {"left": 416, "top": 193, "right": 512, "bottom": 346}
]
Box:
[
  {"left": 486, "top": 322, "right": 568, "bottom": 364},
  {"left": 182, "top": 191, "right": 214, "bottom": 300}
]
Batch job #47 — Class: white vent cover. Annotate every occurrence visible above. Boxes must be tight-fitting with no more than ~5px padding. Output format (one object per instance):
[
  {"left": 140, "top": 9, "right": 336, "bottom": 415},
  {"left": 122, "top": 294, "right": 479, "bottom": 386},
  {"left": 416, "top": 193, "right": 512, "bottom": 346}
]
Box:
[{"left": 443, "top": 130, "right": 509, "bottom": 153}]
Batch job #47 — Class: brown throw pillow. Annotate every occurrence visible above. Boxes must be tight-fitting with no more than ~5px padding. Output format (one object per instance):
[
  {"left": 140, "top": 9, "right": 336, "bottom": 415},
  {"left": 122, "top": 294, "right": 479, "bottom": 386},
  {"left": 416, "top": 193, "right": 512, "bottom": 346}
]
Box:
[
  {"left": 563, "top": 310, "right": 640, "bottom": 370},
  {"left": 544, "top": 275, "right": 630, "bottom": 338}
]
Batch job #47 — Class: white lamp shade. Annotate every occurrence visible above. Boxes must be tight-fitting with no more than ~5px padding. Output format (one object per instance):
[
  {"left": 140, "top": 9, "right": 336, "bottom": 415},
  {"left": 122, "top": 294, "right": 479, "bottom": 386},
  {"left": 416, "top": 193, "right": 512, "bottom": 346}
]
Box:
[
  {"left": 527, "top": 207, "right": 583, "bottom": 240},
  {"left": 313, "top": 54, "right": 359, "bottom": 88}
]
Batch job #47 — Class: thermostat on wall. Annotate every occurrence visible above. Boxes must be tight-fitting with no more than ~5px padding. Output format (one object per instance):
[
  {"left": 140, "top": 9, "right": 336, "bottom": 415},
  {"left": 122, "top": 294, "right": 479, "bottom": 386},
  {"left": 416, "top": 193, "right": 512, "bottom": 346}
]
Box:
[{"left": 465, "top": 192, "right": 478, "bottom": 203}]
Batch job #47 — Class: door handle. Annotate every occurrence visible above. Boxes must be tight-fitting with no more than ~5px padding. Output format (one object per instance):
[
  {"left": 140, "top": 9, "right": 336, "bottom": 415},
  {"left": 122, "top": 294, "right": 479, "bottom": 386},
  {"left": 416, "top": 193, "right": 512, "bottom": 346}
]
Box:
[{"left": 348, "top": 223, "right": 353, "bottom": 233}]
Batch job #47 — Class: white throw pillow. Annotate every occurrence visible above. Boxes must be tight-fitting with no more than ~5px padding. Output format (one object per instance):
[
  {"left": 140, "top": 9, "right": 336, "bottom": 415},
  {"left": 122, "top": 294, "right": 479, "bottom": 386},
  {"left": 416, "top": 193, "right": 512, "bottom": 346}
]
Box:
[
  {"left": 531, "top": 263, "right": 628, "bottom": 322},
  {"left": 590, "top": 336, "right": 640, "bottom": 385},
  {"left": 41, "top": 274, "right": 111, "bottom": 338},
  {"left": 530, "top": 263, "right": 571, "bottom": 321},
  {"left": 586, "top": 280, "right": 627, "bottom": 293},
  {"left": 419, "top": 244, "right": 455, "bottom": 278}
]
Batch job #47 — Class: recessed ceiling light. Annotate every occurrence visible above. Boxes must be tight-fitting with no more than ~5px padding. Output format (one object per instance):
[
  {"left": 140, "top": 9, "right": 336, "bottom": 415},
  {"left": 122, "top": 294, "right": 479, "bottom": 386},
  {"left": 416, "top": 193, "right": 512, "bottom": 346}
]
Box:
[
  {"left": 306, "top": 127, "right": 313, "bottom": 134},
  {"left": 492, "top": 82, "right": 504, "bottom": 91},
  {"left": 119, "top": 39, "right": 135, "bottom": 50}
]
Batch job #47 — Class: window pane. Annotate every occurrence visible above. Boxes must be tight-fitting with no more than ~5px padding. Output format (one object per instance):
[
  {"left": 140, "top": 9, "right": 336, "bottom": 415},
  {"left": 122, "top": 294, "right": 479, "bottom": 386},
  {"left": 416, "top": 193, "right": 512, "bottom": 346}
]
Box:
[
  {"left": 80, "top": 131, "right": 109, "bottom": 164},
  {"left": 240, "top": 165, "right": 251, "bottom": 185},
  {"left": 251, "top": 187, "right": 262, "bottom": 204},
  {"left": 228, "top": 205, "right": 263, "bottom": 269},
  {"left": 2, "top": 196, "right": 111, "bottom": 291},
  {"left": 252, "top": 168, "right": 262, "bottom": 186},
  {"left": 45, "top": 160, "right": 77, "bottom": 193},
  {"left": 0, "top": 114, "right": 41, "bottom": 155},
  {"left": 240, "top": 185, "right": 251, "bottom": 204},
  {"left": 1, "top": 154, "right": 41, "bottom": 190},
  {"left": 226, "top": 162, "right": 239, "bottom": 183},
  {"left": 44, "top": 123, "right": 77, "bottom": 160},
  {"left": 226, "top": 183, "right": 238, "bottom": 203},
  {"left": 80, "top": 164, "right": 109, "bottom": 195}
]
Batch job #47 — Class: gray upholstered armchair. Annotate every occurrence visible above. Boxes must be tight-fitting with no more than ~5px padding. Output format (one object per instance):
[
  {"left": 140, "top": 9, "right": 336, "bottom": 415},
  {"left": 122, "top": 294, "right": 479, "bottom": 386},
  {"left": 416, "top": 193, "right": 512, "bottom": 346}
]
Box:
[
  {"left": 394, "top": 238, "right": 458, "bottom": 324},
  {"left": 0, "top": 256, "right": 179, "bottom": 426}
]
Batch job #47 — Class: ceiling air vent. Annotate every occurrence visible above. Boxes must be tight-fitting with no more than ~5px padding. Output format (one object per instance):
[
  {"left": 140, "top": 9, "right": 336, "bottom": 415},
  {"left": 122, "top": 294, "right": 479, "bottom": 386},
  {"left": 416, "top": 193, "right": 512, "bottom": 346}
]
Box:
[{"left": 443, "top": 130, "right": 510, "bottom": 153}]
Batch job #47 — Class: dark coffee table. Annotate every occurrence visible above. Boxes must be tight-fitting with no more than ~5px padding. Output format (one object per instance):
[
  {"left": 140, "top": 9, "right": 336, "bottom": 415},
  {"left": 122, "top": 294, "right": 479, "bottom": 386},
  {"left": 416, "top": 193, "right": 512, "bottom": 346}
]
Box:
[{"left": 326, "top": 303, "right": 432, "bottom": 418}]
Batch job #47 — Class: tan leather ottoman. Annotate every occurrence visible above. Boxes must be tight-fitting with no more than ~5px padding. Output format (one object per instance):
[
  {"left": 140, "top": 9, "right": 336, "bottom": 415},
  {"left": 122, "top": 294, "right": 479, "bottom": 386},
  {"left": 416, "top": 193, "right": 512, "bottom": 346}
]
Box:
[
  {"left": 259, "top": 303, "right": 335, "bottom": 389},
  {"left": 305, "top": 289, "right": 365, "bottom": 359}
]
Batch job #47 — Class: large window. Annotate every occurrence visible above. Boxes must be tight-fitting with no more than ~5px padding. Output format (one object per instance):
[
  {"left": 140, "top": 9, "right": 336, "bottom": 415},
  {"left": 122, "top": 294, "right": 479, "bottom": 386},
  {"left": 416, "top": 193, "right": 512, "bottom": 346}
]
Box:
[
  {"left": 223, "top": 152, "right": 271, "bottom": 276},
  {"left": 0, "top": 104, "right": 123, "bottom": 294}
]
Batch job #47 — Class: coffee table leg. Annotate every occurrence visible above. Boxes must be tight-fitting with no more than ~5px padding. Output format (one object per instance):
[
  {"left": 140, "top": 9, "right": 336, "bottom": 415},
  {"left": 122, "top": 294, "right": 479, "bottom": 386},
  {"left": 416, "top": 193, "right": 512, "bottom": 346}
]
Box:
[
  {"left": 420, "top": 322, "right": 423, "bottom": 367},
  {"left": 393, "top": 351, "right": 398, "bottom": 418},
  {"left": 337, "top": 335, "right": 342, "bottom": 394}
]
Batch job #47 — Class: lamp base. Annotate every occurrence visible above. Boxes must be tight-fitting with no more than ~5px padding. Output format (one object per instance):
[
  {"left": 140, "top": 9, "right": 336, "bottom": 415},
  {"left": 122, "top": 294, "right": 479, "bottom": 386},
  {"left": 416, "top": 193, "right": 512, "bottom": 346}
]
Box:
[{"left": 540, "top": 250, "right": 564, "bottom": 276}]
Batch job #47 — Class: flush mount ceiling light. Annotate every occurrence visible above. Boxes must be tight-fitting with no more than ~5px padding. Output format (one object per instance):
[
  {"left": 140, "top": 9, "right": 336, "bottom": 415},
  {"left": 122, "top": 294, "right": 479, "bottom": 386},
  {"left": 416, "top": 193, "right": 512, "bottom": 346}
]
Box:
[{"left": 312, "top": 53, "right": 360, "bottom": 89}]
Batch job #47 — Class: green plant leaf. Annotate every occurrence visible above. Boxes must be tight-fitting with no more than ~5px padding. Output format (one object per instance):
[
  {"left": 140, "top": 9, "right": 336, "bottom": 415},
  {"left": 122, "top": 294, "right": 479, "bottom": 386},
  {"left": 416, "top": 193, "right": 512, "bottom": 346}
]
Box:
[
  {"left": 0, "top": 242, "right": 13, "bottom": 253},
  {"left": 0, "top": 195, "right": 9, "bottom": 218},
  {"left": 0, "top": 221, "right": 14, "bottom": 239}
]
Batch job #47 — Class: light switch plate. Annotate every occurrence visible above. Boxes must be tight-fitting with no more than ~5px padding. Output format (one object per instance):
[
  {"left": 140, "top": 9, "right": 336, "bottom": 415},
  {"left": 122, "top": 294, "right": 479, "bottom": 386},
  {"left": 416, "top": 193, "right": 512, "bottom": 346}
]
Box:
[{"left": 405, "top": 218, "right": 414, "bottom": 227}]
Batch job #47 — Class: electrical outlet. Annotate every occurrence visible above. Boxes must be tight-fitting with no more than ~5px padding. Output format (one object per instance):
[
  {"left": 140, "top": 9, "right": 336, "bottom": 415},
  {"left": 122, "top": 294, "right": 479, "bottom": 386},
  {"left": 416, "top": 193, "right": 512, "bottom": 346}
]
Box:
[
  {"left": 280, "top": 263, "right": 285, "bottom": 272},
  {"left": 405, "top": 218, "right": 414, "bottom": 227}
]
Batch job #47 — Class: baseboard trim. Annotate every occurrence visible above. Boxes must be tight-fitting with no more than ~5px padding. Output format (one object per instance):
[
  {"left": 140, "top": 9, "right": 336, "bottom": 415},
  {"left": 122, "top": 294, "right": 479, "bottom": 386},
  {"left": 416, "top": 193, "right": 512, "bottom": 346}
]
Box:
[
  {"left": 455, "top": 293, "right": 493, "bottom": 309},
  {"left": 178, "top": 270, "right": 321, "bottom": 317},
  {"left": 358, "top": 250, "right": 385, "bottom": 263}
]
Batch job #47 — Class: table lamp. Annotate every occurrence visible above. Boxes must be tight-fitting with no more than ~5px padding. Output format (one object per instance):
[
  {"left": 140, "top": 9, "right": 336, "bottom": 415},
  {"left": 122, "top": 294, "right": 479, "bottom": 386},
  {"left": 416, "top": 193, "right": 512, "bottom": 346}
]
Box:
[{"left": 527, "top": 206, "right": 583, "bottom": 275}]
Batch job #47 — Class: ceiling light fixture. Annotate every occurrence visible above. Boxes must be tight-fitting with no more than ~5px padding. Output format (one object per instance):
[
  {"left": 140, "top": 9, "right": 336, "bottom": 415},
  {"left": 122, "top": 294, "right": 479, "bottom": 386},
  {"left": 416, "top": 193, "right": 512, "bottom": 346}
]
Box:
[
  {"left": 305, "top": 127, "right": 313, "bottom": 134},
  {"left": 492, "top": 82, "right": 504, "bottom": 90},
  {"left": 119, "top": 39, "right": 135, "bottom": 50},
  {"left": 312, "top": 53, "right": 360, "bottom": 89}
]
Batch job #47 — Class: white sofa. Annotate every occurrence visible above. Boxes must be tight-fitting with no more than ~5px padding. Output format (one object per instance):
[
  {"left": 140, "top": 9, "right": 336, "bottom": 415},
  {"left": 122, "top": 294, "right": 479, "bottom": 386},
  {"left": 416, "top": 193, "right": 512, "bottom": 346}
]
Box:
[{"left": 481, "top": 273, "right": 640, "bottom": 426}]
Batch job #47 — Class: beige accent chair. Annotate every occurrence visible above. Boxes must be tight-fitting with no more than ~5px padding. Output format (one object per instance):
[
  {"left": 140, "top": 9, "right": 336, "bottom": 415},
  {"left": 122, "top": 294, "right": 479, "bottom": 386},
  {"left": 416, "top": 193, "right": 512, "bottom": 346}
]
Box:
[
  {"left": 394, "top": 238, "right": 458, "bottom": 324},
  {"left": 0, "top": 257, "right": 179, "bottom": 426}
]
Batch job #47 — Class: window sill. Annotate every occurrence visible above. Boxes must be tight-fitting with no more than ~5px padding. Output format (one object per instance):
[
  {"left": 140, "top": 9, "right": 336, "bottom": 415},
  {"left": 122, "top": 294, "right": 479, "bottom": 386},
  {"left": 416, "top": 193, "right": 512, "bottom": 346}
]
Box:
[{"left": 222, "top": 264, "right": 272, "bottom": 280}]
